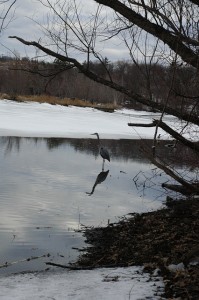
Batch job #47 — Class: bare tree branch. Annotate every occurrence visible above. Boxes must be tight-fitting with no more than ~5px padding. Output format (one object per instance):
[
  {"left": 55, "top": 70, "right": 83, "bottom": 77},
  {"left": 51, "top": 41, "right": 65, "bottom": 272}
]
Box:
[
  {"left": 141, "top": 145, "right": 199, "bottom": 194},
  {"left": 94, "top": 0, "right": 199, "bottom": 68},
  {"left": 128, "top": 119, "right": 199, "bottom": 153},
  {"left": 0, "top": 0, "right": 17, "bottom": 33}
]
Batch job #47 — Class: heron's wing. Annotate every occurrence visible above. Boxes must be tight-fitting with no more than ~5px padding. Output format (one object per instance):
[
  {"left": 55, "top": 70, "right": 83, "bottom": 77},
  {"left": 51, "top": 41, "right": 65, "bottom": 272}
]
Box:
[{"left": 100, "top": 147, "right": 110, "bottom": 162}]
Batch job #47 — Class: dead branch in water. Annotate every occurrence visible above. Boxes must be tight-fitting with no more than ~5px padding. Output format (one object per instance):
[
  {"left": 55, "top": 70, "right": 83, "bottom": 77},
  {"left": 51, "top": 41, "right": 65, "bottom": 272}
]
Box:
[{"left": 0, "top": 254, "right": 50, "bottom": 269}]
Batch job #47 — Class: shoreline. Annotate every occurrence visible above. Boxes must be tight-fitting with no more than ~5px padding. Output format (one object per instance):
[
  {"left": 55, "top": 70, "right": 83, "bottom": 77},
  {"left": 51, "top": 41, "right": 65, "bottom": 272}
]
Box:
[{"left": 75, "top": 197, "right": 199, "bottom": 299}]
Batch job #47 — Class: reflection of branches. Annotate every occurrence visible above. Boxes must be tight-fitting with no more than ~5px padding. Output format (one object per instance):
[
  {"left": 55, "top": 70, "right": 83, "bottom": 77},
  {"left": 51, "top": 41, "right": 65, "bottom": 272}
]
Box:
[
  {"left": 0, "top": 137, "right": 41, "bottom": 155},
  {"left": 133, "top": 168, "right": 166, "bottom": 199},
  {"left": 1, "top": 136, "right": 21, "bottom": 154}
]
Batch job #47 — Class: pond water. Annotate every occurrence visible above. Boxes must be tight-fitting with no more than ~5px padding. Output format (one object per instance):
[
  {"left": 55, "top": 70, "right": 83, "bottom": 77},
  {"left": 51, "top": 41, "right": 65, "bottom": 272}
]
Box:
[{"left": 0, "top": 137, "right": 171, "bottom": 275}]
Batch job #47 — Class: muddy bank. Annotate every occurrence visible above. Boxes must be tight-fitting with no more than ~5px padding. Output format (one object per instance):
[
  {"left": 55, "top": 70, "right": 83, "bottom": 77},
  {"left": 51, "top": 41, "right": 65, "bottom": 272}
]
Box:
[{"left": 75, "top": 197, "right": 199, "bottom": 299}]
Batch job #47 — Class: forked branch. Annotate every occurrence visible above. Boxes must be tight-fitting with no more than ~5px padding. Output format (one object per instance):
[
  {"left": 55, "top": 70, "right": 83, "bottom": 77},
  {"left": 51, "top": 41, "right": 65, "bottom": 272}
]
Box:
[
  {"left": 128, "top": 119, "right": 199, "bottom": 153},
  {"left": 141, "top": 146, "right": 199, "bottom": 195}
]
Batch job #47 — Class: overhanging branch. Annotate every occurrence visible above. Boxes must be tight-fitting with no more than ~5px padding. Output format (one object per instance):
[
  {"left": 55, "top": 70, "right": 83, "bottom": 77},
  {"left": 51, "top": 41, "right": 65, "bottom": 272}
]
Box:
[{"left": 128, "top": 119, "right": 199, "bottom": 153}]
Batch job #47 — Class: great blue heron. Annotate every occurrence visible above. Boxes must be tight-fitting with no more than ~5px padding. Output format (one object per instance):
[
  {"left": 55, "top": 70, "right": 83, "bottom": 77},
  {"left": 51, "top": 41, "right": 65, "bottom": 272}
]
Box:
[{"left": 91, "top": 133, "right": 110, "bottom": 168}]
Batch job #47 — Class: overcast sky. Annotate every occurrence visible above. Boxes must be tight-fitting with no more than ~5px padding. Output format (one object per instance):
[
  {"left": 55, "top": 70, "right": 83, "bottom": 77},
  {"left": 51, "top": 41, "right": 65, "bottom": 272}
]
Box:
[
  {"left": 1, "top": 0, "right": 43, "bottom": 56},
  {"left": 0, "top": 0, "right": 130, "bottom": 62}
]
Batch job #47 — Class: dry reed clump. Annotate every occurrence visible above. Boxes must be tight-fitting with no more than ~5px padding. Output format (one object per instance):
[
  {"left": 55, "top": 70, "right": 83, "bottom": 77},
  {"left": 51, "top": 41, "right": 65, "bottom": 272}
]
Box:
[
  {"left": 0, "top": 93, "right": 12, "bottom": 100},
  {"left": 0, "top": 93, "right": 118, "bottom": 111}
]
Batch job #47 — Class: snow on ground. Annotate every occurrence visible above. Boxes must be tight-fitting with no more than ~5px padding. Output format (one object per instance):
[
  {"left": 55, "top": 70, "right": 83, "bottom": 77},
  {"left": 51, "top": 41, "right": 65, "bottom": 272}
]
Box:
[
  {"left": 0, "top": 99, "right": 179, "bottom": 139},
  {"left": 0, "top": 267, "right": 165, "bottom": 300}
]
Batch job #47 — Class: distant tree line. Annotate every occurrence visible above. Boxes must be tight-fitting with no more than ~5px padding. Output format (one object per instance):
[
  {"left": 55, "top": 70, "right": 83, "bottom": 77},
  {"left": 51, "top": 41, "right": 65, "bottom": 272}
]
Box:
[{"left": 0, "top": 55, "right": 198, "bottom": 113}]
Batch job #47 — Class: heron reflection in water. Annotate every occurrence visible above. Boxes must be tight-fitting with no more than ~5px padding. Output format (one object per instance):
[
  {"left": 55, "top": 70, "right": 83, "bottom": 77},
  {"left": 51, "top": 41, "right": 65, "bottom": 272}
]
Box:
[
  {"left": 86, "top": 170, "right": 109, "bottom": 196},
  {"left": 91, "top": 133, "right": 110, "bottom": 170}
]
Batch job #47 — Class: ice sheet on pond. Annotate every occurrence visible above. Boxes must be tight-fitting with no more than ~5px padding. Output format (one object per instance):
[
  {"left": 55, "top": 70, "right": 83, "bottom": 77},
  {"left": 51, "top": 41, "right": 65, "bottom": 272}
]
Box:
[{"left": 1, "top": 99, "right": 195, "bottom": 140}]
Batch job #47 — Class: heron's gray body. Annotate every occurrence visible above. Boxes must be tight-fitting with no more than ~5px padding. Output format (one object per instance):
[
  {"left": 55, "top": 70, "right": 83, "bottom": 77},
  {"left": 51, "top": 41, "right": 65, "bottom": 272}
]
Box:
[
  {"left": 91, "top": 133, "right": 110, "bottom": 163},
  {"left": 100, "top": 146, "right": 110, "bottom": 162}
]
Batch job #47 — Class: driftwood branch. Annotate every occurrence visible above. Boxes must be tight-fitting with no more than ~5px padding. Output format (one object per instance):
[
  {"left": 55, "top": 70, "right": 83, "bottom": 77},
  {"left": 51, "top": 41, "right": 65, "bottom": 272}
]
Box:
[
  {"left": 46, "top": 261, "right": 126, "bottom": 270},
  {"left": 128, "top": 119, "right": 199, "bottom": 153},
  {"left": 46, "top": 262, "right": 97, "bottom": 270},
  {"left": 0, "top": 254, "right": 48, "bottom": 269},
  {"left": 46, "top": 262, "right": 77, "bottom": 269}
]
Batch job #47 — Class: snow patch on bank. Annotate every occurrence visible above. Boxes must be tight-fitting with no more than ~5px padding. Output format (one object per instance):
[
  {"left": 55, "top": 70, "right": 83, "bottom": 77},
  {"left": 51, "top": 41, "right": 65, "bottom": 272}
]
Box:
[{"left": 0, "top": 266, "right": 165, "bottom": 300}]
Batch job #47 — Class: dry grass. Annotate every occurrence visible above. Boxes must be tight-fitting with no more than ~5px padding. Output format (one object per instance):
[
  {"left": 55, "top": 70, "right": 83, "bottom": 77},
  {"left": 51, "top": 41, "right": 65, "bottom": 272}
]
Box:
[{"left": 0, "top": 93, "right": 119, "bottom": 111}]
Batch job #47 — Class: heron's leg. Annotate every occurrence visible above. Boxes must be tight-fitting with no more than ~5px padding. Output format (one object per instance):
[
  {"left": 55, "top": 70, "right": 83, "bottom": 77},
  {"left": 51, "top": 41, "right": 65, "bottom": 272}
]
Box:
[{"left": 102, "top": 159, "right": 105, "bottom": 171}]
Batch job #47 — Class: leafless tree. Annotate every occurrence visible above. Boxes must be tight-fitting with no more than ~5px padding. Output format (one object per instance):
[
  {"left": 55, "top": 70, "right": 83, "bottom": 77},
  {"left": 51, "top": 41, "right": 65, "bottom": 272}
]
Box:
[{"left": 8, "top": 0, "right": 199, "bottom": 195}]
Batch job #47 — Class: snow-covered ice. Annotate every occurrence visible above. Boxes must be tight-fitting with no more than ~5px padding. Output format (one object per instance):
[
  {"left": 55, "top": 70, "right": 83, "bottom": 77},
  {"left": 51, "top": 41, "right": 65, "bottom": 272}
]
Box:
[
  {"left": 0, "top": 99, "right": 181, "bottom": 139},
  {"left": 0, "top": 267, "right": 165, "bottom": 300}
]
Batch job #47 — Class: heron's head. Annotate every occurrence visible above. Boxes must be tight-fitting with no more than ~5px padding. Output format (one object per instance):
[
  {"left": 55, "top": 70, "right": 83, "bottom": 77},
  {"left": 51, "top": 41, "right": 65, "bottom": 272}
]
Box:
[{"left": 91, "top": 132, "right": 99, "bottom": 138}]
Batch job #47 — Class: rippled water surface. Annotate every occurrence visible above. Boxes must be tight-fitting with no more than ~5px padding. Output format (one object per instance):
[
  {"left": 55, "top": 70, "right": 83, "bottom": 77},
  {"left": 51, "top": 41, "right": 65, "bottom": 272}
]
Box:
[{"left": 0, "top": 137, "right": 168, "bottom": 275}]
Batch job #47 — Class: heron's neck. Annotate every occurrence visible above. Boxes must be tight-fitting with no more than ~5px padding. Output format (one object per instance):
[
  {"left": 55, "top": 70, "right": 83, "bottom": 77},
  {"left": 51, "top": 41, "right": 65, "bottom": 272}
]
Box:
[{"left": 96, "top": 134, "right": 100, "bottom": 145}]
